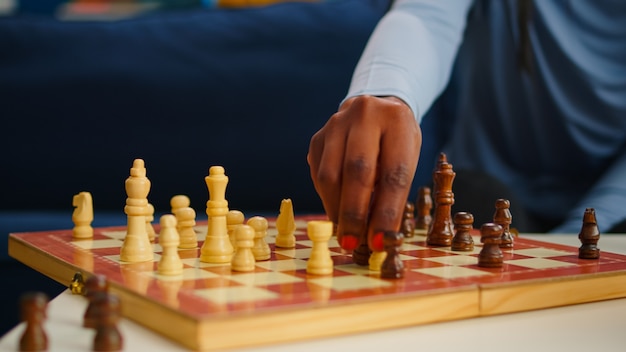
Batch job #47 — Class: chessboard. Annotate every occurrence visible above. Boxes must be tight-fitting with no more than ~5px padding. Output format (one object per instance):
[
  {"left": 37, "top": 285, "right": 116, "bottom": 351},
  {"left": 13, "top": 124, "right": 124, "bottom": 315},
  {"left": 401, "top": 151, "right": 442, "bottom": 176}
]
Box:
[{"left": 9, "top": 216, "right": 626, "bottom": 351}]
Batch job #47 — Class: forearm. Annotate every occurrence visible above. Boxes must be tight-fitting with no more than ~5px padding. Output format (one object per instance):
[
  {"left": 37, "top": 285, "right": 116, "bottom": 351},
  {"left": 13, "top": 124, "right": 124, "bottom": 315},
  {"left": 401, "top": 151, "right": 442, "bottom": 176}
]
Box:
[{"left": 343, "top": 0, "right": 473, "bottom": 121}]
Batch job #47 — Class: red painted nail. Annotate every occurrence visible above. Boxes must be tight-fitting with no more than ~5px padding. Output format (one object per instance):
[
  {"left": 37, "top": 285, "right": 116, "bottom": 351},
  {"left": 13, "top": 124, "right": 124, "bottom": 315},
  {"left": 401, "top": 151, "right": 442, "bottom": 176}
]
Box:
[
  {"left": 340, "top": 234, "right": 359, "bottom": 251},
  {"left": 372, "top": 232, "right": 384, "bottom": 251}
]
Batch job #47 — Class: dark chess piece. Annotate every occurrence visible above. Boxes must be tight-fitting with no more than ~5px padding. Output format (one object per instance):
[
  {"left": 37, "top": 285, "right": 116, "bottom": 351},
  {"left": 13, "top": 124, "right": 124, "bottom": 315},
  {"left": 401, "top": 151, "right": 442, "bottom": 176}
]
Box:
[
  {"left": 493, "top": 199, "right": 514, "bottom": 248},
  {"left": 19, "top": 292, "right": 49, "bottom": 352},
  {"left": 93, "top": 293, "right": 123, "bottom": 352},
  {"left": 84, "top": 274, "right": 109, "bottom": 328},
  {"left": 478, "top": 223, "right": 504, "bottom": 268},
  {"left": 451, "top": 212, "right": 475, "bottom": 251},
  {"left": 415, "top": 186, "right": 433, "bottom": 231},
  {"left": 578, "top": 208, "right": 601, "bottom": 259},
  {"left": 381, "top": 231, "right": 404, "bottom": 279},
  {"left": 352, "top": 233, "right": 372, "bottom": 266},
  {"left": 401, "top": 201, "right": 416, "bottom": 237},
  {"left": 427, "top": 153, "right": 455, "bottom": 246}
]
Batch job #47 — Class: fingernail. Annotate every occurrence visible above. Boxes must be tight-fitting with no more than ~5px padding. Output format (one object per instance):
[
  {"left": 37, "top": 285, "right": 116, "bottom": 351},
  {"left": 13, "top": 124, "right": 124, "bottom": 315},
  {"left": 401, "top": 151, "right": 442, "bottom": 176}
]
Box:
[
  {"left": 372, "top": 231, "right": 384, "bottom": 251},
  {"left": 340, "top": 234, "right": 359, "bottom": 251}
]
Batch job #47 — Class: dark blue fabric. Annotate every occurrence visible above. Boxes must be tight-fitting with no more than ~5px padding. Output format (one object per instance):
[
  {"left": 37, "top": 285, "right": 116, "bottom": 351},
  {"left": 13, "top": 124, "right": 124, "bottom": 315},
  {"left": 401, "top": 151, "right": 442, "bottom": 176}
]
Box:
[{"left": 0, "top": 0, "right": 395, "bottom": 335}]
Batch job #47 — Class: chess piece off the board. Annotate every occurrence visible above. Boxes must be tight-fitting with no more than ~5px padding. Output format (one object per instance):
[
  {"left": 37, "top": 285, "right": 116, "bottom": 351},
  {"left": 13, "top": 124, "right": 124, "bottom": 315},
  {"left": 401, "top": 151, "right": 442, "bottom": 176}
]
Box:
[
  {"left": 200, "top": 166, "right": 234, "bottom": 263},
  {"left": 231, "top": 225, "right": 256, "bottom": 272},
  {"left": 158, "top": 214, "right": 184, "bottom": 276},
  {"left": 171, "top": 195, "right": 198, "bottom": 249},
  {"left": 275, "top": 198, "right": 296, "bottom": 248},
  {"left": 493, "top": 199, "right": 513, "bottom": 248},
  {"left": 72, "top": 191, "right": 94, "bottom": 239},
  {"left": 92, "top": 293, "right": 123, "bottom": 352},
  {"left": 478, "top": 223, "right": 504, "bottom": 268},
  {"left": 579, "top": 208, "right": 600, "bottom": 259},
  {"left": 307, "top": 220, "right": 334, "bottom": 275},
  {"left": 83, "top": 274, "right": 109, "bottom": 328},
  {"left": 427, "top": 153, "right": 455, "bottom": 246},
  {"left": 19, "top": 292, "right": 48, "bottom": 352},
  {"left": 120, "top": 159, "right": 154, "bottom": 263}
]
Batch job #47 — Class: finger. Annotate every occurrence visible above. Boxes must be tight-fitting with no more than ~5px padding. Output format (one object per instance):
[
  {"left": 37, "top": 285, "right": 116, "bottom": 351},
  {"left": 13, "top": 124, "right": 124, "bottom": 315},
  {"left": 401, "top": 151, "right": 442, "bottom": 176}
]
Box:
[
  {"left": 367, "top": 115, "right": 421, "bottom": 252},
  {"left": 308, "top": 121, "right": 345, "bottom": 227},
  {"left": 335, "top": 118, "right": 380, "bottom": 251}
]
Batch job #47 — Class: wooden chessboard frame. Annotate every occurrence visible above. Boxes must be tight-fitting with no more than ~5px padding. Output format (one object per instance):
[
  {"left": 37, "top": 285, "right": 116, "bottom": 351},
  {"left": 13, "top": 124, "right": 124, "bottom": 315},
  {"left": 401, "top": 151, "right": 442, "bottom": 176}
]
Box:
[{"left": 9, "top": 216, "right": 626, "bottom": 351}]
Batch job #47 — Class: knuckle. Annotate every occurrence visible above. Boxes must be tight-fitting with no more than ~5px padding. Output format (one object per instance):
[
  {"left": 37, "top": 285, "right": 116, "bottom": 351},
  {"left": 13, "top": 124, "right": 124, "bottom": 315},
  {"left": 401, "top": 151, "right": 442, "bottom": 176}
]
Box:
[
  {"left": 383, "top": 163, "right": 413, "bottom": 189},
  {"left": 345, "top": 156, "right": 374, "bottom": 185}
]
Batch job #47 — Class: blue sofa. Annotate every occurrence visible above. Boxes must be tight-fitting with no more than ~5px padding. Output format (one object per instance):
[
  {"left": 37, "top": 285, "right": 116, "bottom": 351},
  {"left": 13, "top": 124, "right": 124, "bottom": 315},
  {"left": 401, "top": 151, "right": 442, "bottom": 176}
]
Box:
[{"left": 0, "top": 0, "right": 451, "bottom": 334}]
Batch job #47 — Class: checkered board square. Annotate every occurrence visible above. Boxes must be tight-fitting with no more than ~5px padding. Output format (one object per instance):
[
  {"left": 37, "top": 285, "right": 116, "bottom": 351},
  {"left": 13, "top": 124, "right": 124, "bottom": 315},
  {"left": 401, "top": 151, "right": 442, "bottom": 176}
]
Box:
[{"left": 8, "top": 215, "right": 626, "bottom": 351}]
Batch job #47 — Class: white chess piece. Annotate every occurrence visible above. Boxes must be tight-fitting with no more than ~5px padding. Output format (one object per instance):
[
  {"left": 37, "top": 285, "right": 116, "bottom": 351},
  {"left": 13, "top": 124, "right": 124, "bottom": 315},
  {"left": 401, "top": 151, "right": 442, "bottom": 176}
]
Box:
[
  {"left": 200, "top": 166, "right": 234, "bottom": 263},
  {"left": 248, "top": 216, "right": 271, "bottom": 261},
  {"left": 306, "top": 220, "right": 333, "bottom": 275},
  {"left": 369, "top": 251, "right": 387, "bottom": 272},
  {"left": 171, "top": 195, "right": 198, "bottom": 249},
  {"left": 158, "top": 214, "right": 183, "bottom": 276},
  {"left": 72, "top": 191, "right": 93, "bottom": 239},
  {"left": 231, "top": 225, "right": 256, "bottom": 272},
  {"left": 227, "top": 210, "right": 245, "bottom": 251},
  {"left": 275, "top": 199, "right": 296, "bottom": 248},
  {"left": 120, "top": 159, "right": 154, "bottom": 263}
]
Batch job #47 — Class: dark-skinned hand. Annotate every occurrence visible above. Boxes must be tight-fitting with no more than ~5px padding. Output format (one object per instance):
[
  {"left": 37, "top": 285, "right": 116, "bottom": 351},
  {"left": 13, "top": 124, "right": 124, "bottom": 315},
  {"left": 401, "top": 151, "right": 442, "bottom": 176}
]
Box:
[{"left": 307, "top": 95, "right": 422, "bottom": 252}]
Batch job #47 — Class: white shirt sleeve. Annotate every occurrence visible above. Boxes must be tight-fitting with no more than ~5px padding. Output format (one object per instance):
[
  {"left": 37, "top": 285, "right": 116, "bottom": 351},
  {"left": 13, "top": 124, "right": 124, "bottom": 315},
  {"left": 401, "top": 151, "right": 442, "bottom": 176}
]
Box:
[{"left": 344, "top": 0, "right": 474, "bottom": 121}]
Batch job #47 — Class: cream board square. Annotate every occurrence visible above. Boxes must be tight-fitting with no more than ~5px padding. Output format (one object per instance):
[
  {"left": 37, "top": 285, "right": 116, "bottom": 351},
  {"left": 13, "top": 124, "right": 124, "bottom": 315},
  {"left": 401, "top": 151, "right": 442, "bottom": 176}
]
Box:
[
  {"left": 504, "top": 257, "right": 576, "bottom": 269},
  {"left": 104, "top": 253, "right": 162, "bottom": 264},
  {"left": 255, "top": 258, "right": 309, "bottom": 272},
  {"left": 308, "top": 275, "right": 392, "bottom": 292},
  {"left": 413, "top": 266, "right": 493, "bottom": 279},
  {"left": 71, "top": 239, "right": 123, "bottom": 249},
  {"left": 422, "top": 255, "right": 479, "bottom": 266},
  {"left": 513, "top": 247, "right": 574, "bottom": 258},
  {"left": 150, "top": 267, "right": 222, "bottom": 281},
  {"left": 180, "top": 258, "right": 230, "bottom": 268},
  {"left": 100, "top": 230, "right": 127, "bottom": 240},
  {"left": 227, "top": 271, "right": 304, "bottom": 287}
]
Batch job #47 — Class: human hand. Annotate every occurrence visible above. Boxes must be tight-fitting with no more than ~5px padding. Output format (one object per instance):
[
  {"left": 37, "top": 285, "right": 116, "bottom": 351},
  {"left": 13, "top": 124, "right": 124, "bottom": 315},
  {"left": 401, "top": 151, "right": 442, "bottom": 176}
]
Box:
[{"left": 307, "top": 95, "right": 422, "bottom": 252}]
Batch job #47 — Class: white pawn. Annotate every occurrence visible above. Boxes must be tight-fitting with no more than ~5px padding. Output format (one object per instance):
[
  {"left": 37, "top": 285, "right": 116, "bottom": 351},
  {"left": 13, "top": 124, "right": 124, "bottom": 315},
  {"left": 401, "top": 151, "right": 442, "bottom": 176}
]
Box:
[
  {"left": 231, "top": 225, "right": 256, "bottom": 272},
  {"left": 227, "top": 210, "right": 245, "bottom": 251},
  {"left": 306, "top": 221, "right": 333, "bottom": 275},
  {"left": 248, "top": 216, "right": 271, "bottom": 261},
  {"left": 146, "top": 203, "right": 156, "bottom": 243},
  {"left": 369, "top": 251, "right": 387, "bottom": 272},
  {"left": 170, "top": 195, "right": 198, "bottom": 249},
  {"left": 158, "top": 215, "right": 183, "bottom": 276}
]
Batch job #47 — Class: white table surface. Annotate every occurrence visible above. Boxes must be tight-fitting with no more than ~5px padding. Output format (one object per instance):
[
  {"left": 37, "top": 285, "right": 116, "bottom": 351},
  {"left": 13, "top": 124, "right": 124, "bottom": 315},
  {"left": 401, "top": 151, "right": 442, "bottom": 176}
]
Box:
[{"left": 2, "top": 235, "right": 626, "bottom": 352}]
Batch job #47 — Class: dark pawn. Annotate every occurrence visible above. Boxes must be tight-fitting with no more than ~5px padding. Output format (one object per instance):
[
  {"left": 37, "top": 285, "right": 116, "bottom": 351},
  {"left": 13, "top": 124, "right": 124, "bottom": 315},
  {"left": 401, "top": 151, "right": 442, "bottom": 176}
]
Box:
[
  {"left": 493, "top": 199, "right": 514, "bottom": 248},
  {"left": 93, "top": 293, "right": 123, "bottom": 352},
  {"left": 352, "top": 233, "right": 371, "bottom": 266},
  {"left": 84, "top": 274, "right": 109, "bottom": 328},
  {"left": 381, "top": 231, "right": 404, "bottom": 279},
  {"left": 478, "top": 223, "right": 504, "bottom": 268},
  {"left": 579, "top": 208, "right": 601, "bottom": 259},
  {"left": 19, "top": 292, "right": 49, "bottom": 352},
  {"left": 401, "top": 201, "right": 416, "bottom": 237},
  {"left": 451, "top": 212, "right": 474, "bottom": 251},
  {"left": 415, "top": 186, "right": 433, "bottom": 230}
]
